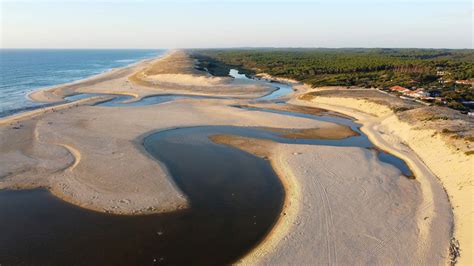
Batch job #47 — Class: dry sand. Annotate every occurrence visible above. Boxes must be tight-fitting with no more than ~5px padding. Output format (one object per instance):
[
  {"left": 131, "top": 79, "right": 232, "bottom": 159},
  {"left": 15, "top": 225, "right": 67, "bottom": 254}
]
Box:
[
  {"left": 129, "top": 50, "right": 274, "bottom": 98},
  {"left": 295, "top": 89, "right": 473, "bottom": 265},
  {"left": 259, "top": 126, "right": 359, "bottom": 140},
  {"left": 0, "top": 99, "right": 335, "bottom": 214},
  {"left": 0, "top": 51, "right": 456, "bottom": 264},
  {"left": 214, "top": 136, "right": 451, "bottom": 265}
]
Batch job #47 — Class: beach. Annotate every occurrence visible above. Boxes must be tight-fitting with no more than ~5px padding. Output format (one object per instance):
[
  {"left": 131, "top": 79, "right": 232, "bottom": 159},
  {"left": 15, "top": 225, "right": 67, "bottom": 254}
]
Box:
[
  {"left": 295, "top": 87, "right": 473, "bottom": 265},
  {"left": 0, "top": 50, "right": 458, "bottom": 264}
]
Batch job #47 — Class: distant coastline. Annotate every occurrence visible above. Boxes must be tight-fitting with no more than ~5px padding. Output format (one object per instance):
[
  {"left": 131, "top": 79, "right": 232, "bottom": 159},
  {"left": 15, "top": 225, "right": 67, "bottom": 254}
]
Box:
[{"left": 0, "top": 49, "right": 166, "bottom": 117}]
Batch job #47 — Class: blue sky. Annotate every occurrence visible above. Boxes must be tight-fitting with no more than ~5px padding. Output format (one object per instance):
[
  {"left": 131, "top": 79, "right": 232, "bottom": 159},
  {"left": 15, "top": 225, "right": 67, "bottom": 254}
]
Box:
[{"left": 1, "top": 0, "right": 472, "bottom": 49}]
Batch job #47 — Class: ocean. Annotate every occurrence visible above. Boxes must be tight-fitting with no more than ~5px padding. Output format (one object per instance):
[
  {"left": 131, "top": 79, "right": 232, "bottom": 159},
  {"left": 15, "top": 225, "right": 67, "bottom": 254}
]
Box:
[{"left": 0, "top": 49, "right": 166, "bottom": 117}]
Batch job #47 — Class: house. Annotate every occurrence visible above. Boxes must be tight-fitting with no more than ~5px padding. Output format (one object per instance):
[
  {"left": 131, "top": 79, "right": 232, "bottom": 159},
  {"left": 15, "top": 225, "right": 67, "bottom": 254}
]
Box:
[
  {"left": 413, "top": 88, "right": 430, "bottom": 98},
  {"left": 404, "top": 90, "right": 418, "bottom": 97},
  {"left": 400, "top": 88, "right": 430, "bottom": 99}
]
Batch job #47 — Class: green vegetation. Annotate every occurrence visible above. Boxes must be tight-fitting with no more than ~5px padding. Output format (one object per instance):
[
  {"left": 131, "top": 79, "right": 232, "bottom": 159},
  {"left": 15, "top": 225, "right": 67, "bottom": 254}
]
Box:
[
  {"left": 422, "top": 116, "right": 449, "bottom": 121},
  {"left": 191, "top": 48, "right": 474, "bottom": 110},
  {"left": 392, "top": 106, "right": 413, "bottom": 113}
]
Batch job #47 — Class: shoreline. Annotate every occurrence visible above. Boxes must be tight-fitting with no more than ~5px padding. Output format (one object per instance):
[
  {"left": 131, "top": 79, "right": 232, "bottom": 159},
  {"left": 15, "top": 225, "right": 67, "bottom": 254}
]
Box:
[
  {"left": 0, "top": 96, "right": 111, "bottom": 126},
  {"left": 27, "top": 51, "right": 168, "bottom": 103},
  {"left": 229, "top": 142, "right": 301, "bottom": 265}
]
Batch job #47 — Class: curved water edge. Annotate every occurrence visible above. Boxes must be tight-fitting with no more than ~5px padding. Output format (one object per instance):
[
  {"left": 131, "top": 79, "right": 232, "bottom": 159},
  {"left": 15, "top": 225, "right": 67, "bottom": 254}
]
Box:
[
  {"left": 232, "top": 105, "right": 413, "bottom": 177},
  {"left": 86, "top": 68, "right": 293, "bottom": 106},
  {"left": 228, "top": 68, "right": 294, "bottom": 101},
  {"left": 227, "top": 69, "right": 413, "bottom": 176},
  {"left": 0, "top": 126, "right": 287, "bottom": 265},
  {"left": 93, "top": 93, "right": 224, "bottom": 107},
  {"left": 0, "top": 67, "right": 285, "bottom": 118}
]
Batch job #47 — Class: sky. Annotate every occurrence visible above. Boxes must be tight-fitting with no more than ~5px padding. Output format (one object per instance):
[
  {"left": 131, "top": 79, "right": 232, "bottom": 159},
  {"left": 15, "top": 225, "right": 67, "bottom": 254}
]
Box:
[{"left": 0, "top": 0, "right": 472, "bottom": 49}]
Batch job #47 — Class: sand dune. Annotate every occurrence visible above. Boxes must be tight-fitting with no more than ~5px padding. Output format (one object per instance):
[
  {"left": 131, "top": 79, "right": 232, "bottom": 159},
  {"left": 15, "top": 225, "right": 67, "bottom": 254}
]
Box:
[{"left": 295, "top": 90, "right": 472, "bottom": 265}]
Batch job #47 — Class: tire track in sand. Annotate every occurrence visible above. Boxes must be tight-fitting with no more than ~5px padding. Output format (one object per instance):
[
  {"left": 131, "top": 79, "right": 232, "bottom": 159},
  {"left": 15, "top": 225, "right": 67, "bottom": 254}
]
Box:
[{"left": 313, "top": 153, "right": 338, "bottom": 265}]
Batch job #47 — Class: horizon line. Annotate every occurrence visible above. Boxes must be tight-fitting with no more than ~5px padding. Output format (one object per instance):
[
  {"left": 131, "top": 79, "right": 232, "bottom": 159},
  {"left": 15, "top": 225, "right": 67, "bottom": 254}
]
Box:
[{"left": 1, "top": 46, "right": 473, "bottom": 50}]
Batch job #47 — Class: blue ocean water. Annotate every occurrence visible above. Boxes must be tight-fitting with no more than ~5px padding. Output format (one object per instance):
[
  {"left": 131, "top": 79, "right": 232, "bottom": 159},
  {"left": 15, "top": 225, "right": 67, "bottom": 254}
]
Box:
[{"left": 0, "top": 49, "right": 166, "bottom": 117}]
